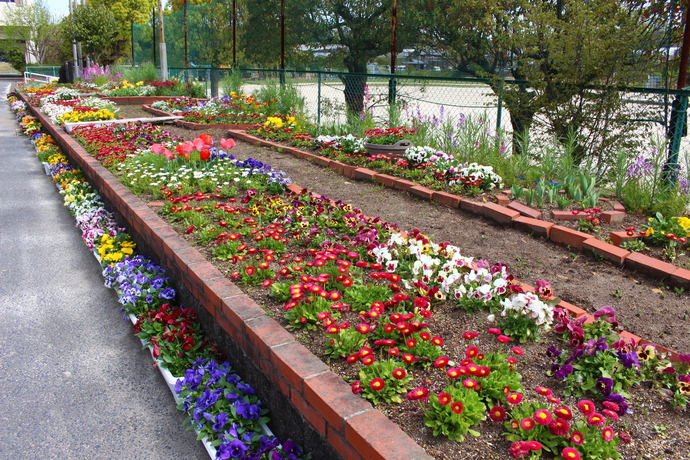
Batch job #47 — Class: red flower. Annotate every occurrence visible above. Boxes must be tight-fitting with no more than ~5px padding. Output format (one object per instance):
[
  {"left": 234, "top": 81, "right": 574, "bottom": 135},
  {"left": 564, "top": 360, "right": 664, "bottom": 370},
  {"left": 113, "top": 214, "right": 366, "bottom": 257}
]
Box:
[
  {"left": 548, "top": 417, "right": 570, "bottom": 436},
  {"left": 533, "top": 409, "right": 553, "bottom": 425},
  {"left": 587, "top": 413, "right": 605, "bottom": 427},
  {"left": 602, "top": 426, "right": 614, "bottom": 442},
  {"left": 601, "top": 409, "right": 619, "bottom": 421},
  {"left": 369, "top": 378, "right": 385, "bottom": 391},
  {"left": 450, "top": 401, "right": 464, "bottom": 414},
  {"left": 570, "top": 430, "right": 584, "bottom": 445},
  {"left": 466, "top": 346, "right": 479, "bottom": 358},
  {"left": 520, "top": 417, "right": 535, "bottom": 431},
  {"left": 361, "top": 355, "right": 375, "bottom": 366},
  {"left": 407, "top": 387, "right": 429, "bottom": 401},
  {"left": 346, "top": 353, "right": 359, "bottom": 364},
  {"left": 401, "top": 354, "right": 415, "bottom": 364},
  {"left": 561, "top": 447, "right": 581, "bottom": 460},
  {"left": 489, "top": 406, "right": 506, "bottom": 422},
  {"left": 497, "top": 335, "right": 512, "bottom": 343},
  {"left": 433, "top": 356, "right": 449, "bottom": 368},
  {"left": 437, "top": 392, "right": 451, "bottom": 405},
  {"left": 535, "top": 386, "right": 552, "bottom": 396},
  {"left": 446, "top": 367, "right": 460, "bottom": 379},
  {"left": 463, "top": 378, "right": 478, "bottom": 389},
  {"left": 199, "top": 149, "right": 210, "bottom": 161},
  {"left": 462, "top": 331, "right": 479, "bottom": 340},
  {"left": 391, "top": 368, "right": 407, "bottom": 380},
  {"left": 351, "top": 380, "right": 362, "bottom": 395},
  {"left": 577, "top": 400, "right": 595, "bottom": 416},
  {"left": 506, "top": 392, "right": 523, "bottom": 404},
  {"left": 488, "top": 327, "right": 502, "bottom": 335},
  {"left": 431, "top": 335, "right": 444, "bottom": 346},
  {"left": 511, "top": 346, "right": 524, "bottom": 355},
  {"left": 553, "top": 406, "right": 572, "bottom": 420}
]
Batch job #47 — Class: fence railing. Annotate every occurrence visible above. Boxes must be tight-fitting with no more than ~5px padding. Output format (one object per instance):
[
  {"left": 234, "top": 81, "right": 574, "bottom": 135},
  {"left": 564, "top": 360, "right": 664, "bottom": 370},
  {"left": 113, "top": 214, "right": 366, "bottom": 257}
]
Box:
[{"left": 23, "top": 65, "right": 690, "bottom": 180}]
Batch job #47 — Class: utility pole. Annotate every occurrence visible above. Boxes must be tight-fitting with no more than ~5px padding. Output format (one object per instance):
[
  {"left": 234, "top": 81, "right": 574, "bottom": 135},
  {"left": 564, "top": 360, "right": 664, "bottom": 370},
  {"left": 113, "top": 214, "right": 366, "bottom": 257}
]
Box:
[
  {"left": 388, "top": 0, "right": 398, "bottom": 104},
  {"left": 280, "top": 0, "right": 285, "bottom": 84},
  {"left": 69, "top": 0, "right": 78, "bottom": 77},
  {"left": 158, "top": 0, "right": 168, "bottom": 79}
]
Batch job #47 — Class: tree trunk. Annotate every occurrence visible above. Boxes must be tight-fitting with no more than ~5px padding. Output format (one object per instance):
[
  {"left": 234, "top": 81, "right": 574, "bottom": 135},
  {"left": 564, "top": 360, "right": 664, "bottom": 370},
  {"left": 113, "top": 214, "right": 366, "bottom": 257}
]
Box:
[
  {"left": 210, "top": 69, "right": 220, "bottom": 97},
  {"left": 339, "top": 60, "right": 368, "bottom": 116}
]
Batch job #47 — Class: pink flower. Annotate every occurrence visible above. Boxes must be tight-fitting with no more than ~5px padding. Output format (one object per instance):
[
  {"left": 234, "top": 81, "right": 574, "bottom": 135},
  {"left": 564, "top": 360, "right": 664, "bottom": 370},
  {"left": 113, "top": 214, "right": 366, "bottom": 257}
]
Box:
[
  {"left": 462, "top": 331, "right": 479, "bottom": 339},
  {"left": 437, "top": 392, "right": 451, "bottom": 405},
  {"left": 535, "top": 386, "right": 552, "bottom": 396},
  {"left": 553, "top": 406, "right": 572, "bottom": 420},
  {"left": 489, "top": 406, "right": 506, "bottom": 422},
  {"left": 570, "top": 430, "right": 584, "bottom": 445},
  {"left": 369, "top": 378, "right": 385, "bottom": 391},
  {"left": 577, "top": 400, "right": 595, "bottom": 416},
  {"left": 548, "top": 417, "right": 569, "bottom": 436},
  {"left": 497, "top": 335, "right": 512, "bottom": 343},
  {"left": 602, "top": 426, "right": 614, "bottom": 441},
  {"left": 533, "top": 409, "right": 553, "bottom": 425},
  {"left": 587, "top": 413, "right": 605, "bottom": 427},
  {"left": 351, "top": 380, "right": 362, "bottom": 395},
  {"left": 506, "top": 392, "right": 523, "bottom": 404},
  {"left": 391, "top": 368, "right": 407, "bottom": 380},
  {"left": 488, "top": 327, "right": 502, "bottom": 335},
  {"left": 407, "top": 387, "right": 429, "bottom": 401},
  {"left": 433, "top": 356, "right": 449, "bottom": 368},
  {"left": 220, "top": 137, "right": 236, "bottom": 150},
  {"left": 520, "top": 417, "right": 535, "bottom": 431},
  {"left": 450, "top": 401, "right": 464, "bottom": 414},
  {"left": 561, "top": 447, "right": 581, "bottom": 460}
]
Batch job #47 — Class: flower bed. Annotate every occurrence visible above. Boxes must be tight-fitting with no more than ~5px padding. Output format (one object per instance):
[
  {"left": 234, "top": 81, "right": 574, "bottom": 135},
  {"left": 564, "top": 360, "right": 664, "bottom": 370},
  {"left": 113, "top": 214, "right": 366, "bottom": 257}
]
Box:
[
  {"left": 15, "top": 89, "right": 690, "bottom": 460},
  {"left": 12, "top": 95, "right": 312, "bottom": 460}
]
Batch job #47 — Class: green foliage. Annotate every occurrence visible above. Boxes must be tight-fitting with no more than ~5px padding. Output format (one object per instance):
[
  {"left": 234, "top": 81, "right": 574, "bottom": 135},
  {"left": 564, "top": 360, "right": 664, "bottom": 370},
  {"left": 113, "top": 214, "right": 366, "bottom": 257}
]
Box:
[
  {"left": 424, "top": 383, "right": 486, "bottom": 442},
  {"left": 120, "top": 63, "right": 160, "bottom": 82},
  {"left": 67, "top": 3, "right": 122, "bottom": 65},
  {"left": 221, "top": 68, "right": 244, "bottom": 96},
  {"left": 254, "top": 79, "right": 307, "bottom": 117},
  {"left": 357, "top": 359, "right": 414, "bottom": 405}
]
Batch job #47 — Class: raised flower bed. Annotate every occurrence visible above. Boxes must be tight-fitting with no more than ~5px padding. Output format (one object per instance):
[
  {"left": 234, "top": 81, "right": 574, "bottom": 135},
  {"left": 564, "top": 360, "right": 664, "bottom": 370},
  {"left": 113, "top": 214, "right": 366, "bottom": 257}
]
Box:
[{"left": 14, "top": 89, "right": 688, "bottom": 460}]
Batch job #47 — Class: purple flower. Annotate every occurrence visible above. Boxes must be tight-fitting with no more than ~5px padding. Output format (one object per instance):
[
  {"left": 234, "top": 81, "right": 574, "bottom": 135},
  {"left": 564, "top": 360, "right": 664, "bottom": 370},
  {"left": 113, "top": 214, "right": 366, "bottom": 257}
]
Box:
[
  {"left": 596, "top": 377, "right": 613, "bottom": 397},
  {"left": 618, "top": 351, "right": 640, "bottom": 369}
]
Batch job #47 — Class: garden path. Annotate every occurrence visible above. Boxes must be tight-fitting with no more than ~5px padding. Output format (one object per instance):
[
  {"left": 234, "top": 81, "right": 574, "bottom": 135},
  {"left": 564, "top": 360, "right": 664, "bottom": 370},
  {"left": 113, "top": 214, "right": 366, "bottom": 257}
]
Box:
[{"left": 0, "top": 91, "right": 207, "bottom": 460}]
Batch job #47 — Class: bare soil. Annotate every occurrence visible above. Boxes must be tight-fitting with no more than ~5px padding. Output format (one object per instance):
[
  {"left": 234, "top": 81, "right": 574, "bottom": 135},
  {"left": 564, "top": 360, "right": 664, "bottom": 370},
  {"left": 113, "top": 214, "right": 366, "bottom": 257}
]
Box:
[{"left": 117, "top": 105, "right": 690, "bottom": 460}]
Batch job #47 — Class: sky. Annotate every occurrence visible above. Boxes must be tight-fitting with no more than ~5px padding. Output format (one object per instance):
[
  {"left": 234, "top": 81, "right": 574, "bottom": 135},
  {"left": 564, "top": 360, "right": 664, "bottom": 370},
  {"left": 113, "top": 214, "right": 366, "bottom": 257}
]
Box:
[{"left": 42, "top": 0, "right": 71, "bottom": 20}]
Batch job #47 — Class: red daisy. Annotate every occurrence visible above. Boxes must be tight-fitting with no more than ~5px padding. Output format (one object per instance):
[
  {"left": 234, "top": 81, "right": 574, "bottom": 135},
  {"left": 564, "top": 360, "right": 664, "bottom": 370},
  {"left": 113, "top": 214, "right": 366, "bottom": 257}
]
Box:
[
  {"left": 437, "top": 392, "right": 451, "bottom": 406},
  {"left": 577, "top": 400, "right": 595, "bottom": 416},
  {"left": 561, "top": 447, "right": 581, "bottom": 460},
  {"left": 506, "top": 392, "right": 524, "bottom": 404},
  {"left": 369, "top": 378, "right": 385, "bottom": 391},
  {"left": 520, "top": 417, "right": 536, "bottom": 431},
  {"left": 533, "top": 409, "right": 553, "bottom": 425},
  {"left": 570, "top": 430, "right": 585, "bottom": 445},
  {"left": 488, "top": 406, "right": 506, "bottom": 422},
  {"left": 450, "top": 401, "right": 464, "bottom": 414}
]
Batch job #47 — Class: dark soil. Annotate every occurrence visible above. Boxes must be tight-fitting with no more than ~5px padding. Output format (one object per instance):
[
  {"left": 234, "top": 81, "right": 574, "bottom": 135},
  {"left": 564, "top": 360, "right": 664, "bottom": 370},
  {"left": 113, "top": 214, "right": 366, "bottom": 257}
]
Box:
[{"left": 116, "top": 105, "right": 690, "bottom": 460}]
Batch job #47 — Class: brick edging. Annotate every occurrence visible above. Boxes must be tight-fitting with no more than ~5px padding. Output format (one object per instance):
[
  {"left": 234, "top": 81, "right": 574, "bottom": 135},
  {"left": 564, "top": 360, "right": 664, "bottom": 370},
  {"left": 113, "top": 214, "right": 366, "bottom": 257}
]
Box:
[
  {"left": 223, "top": 131, "right": 690, "bottom": 291},
  {"left": 20, "top": 93, "right": 434, "bottom": 460}
]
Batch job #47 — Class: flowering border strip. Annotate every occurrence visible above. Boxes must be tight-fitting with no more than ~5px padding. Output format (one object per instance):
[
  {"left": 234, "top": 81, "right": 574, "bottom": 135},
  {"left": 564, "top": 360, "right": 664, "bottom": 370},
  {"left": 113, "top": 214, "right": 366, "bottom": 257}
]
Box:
[
  {"left": 141, "top": 104, "right": 254, "bottom": 131},
  {"left": 224, "top": 130, "right": 690, "bottom": 292},
  {"left": 18, "top": 93, "right": 434, "bottom": 460}
]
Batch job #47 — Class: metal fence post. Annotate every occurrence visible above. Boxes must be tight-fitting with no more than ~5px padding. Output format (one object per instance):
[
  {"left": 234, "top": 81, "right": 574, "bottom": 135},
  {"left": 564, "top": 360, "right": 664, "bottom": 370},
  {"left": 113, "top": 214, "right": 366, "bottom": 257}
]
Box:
[
  {"left": 388, "top": 75, "right": 397, "bottom": 105},
  {"left": 317, "top": 71, "right": 322, "bottom": 126},
  {"left": 664, "top": 92, "right": 688, "bottom": 185},
  {"left": 496, "top": 94, "right": 503, "bottom": 135}
]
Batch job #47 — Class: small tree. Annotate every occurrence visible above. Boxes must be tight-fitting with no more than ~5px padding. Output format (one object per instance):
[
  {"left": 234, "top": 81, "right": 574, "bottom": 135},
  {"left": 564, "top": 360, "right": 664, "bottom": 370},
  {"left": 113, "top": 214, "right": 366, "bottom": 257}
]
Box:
[
  {"left": 66, "top": 3, "right": 124, "bottom": 66},
  {"left": 1, "top": 0, "right": 60, "bottom": 65}
]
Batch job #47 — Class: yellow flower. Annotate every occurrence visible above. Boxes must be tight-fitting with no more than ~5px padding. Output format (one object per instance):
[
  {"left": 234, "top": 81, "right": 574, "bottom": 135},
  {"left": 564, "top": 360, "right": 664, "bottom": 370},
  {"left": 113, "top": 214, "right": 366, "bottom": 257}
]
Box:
[{"left": 677, "top": 216, "right": 690, "bottom": 230}]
